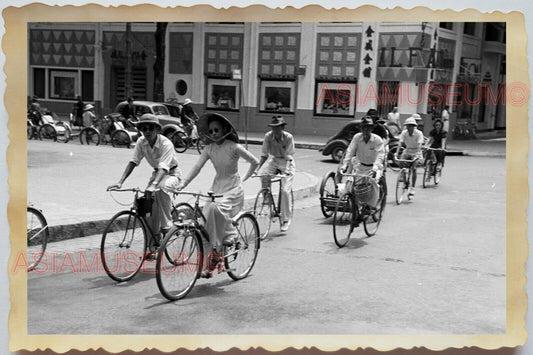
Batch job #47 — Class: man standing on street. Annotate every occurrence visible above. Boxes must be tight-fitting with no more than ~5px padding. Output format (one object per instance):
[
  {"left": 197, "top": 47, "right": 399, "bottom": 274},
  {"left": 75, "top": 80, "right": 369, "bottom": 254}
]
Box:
[{"left": 256, "top": 115, "right": 295, "bottom": 232}]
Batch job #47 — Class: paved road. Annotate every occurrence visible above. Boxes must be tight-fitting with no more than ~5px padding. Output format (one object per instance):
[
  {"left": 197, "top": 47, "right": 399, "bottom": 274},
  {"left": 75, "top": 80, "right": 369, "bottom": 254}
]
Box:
[{"left": 26, "top": 155, "right": 506, "bottom": 336}]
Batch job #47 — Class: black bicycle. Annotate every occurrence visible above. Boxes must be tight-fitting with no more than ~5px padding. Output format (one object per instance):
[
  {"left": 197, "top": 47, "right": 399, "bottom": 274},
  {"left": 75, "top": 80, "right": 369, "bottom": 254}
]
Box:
[
  {"left": 156, "top": 191, "right": 260, "bottom": 301},
  {"left": 422, "top": 148, "right": 445, "bottom": 188},
  {"left": 100, "top": 187, "right": 165, "bottom": 282},
  {"left": 332, "top": 171, "right": 386, "bottom": 248},
  {"left": 252, "top": 174, "right": 294, "bottom": 239}
]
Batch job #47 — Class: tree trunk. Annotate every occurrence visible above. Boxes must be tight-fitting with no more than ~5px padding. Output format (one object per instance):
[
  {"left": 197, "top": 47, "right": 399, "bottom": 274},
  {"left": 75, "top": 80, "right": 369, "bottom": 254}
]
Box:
[{"left": 153, "top": 22, "right": 168, "bottom": 102}]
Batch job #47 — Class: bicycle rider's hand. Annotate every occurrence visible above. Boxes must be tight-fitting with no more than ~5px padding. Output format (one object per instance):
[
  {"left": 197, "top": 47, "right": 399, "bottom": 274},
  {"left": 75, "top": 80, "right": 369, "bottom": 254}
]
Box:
[
  {"left": 176, "top": 182, "right": 185, "bottom": 191},
  {"left": 107, "top": 182, "right": 122, "bottom": 191}
]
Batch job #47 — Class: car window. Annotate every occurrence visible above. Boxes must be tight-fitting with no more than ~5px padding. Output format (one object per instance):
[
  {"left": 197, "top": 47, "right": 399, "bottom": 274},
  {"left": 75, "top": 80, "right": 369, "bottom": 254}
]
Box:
[
  {"left": 152, "top": 105, "right": 170, "bottom": 116},
  {"left": 135, "top": 105, "right": 152, "bottom": 116}
]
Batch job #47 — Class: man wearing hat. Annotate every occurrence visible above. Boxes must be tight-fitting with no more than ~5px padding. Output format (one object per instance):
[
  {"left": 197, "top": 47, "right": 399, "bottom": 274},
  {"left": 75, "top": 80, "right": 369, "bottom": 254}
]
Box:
[
  {"left": 108, "top": 114, "right": 182, "bottom": 255},
  {"left": 82, "top": 103, "right": 96, "bottom": 128},
  {"left": 256, "top": 115, "right": 296, "bottom": 232},
  {"left": 181, "top": 98, "right": 200, "bottom": 139},
  {"left": 340, "top": 116, "right": 385, "bottom": 208},
  {"left": 395, "top": 115, "right": 425, "bottom": 197}
]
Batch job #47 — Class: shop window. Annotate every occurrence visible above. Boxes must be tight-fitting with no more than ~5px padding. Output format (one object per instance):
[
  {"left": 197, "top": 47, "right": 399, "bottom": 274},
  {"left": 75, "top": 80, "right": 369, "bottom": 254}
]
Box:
[
  {"left": 463, "top": 23, "right": 476, "bottom": 36},
  {"left": 169, "top": 32, "right": 193, "bottom": 74},
  {"left": 50, "top": 70, "right": 78, "bottom": 100},
  {"left": 439, "top": 22, "right": 454, "bottom": 31},
  {"left": 260, "top": 80, "right": 295, "bottom": 113},
  {"left": 206, "top": 78, "right": 240, "bottom": 111},
  {"left": 314, "top": 82, "right": 356, "bottom": 117}
]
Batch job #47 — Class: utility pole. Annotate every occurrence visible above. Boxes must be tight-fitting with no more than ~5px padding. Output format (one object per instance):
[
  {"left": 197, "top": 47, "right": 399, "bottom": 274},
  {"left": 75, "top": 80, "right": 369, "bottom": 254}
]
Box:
[{"left": 125, "top": 22, "right": 132, "bottom": 99}]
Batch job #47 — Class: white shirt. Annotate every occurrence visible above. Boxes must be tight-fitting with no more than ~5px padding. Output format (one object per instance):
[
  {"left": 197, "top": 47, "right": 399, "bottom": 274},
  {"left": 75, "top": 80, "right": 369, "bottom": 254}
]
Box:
[{"left": 343, "top": 132, "right": 385, "bottom": 171}]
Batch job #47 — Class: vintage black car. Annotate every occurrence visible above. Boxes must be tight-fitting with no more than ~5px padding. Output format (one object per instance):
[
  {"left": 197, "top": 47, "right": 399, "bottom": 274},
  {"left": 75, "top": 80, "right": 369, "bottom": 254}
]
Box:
[{"left": 319, "top": 120, "right": 402, "bottom": 165}]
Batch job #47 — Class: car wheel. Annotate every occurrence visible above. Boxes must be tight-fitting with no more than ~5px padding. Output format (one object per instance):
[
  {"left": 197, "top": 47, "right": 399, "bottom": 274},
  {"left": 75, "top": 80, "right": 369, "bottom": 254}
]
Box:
[{"left": 331, "top": 146, "right": 345, "bottom": 163}]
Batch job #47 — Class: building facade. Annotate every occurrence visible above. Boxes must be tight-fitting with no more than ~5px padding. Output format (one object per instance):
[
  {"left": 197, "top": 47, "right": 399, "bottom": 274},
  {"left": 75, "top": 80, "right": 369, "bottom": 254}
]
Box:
[{"left": 28, "top": 22, "right": 506, "bottom": 136}]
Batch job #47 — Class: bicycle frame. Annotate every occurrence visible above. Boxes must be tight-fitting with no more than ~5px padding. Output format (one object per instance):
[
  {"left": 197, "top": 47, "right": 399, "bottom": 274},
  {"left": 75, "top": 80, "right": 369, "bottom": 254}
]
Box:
[
  {"left": 171, "top": 190, "right": 253, "bottom": 259},
  {"left": 107, "top": 187, "right": 158, "bottom": 243},
  {"left": 253, "top": 174, "right": 290, "bottom": 217}
]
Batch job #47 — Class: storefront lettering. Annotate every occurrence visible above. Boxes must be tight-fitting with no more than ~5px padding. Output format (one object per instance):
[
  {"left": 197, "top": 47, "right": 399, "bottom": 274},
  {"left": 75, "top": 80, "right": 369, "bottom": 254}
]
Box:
[
  {"left": 378, "top": 47, "right": 453, "bottom": 69},
  {"left": 110, "top": 49, "right": 147, "bottom": 63}
]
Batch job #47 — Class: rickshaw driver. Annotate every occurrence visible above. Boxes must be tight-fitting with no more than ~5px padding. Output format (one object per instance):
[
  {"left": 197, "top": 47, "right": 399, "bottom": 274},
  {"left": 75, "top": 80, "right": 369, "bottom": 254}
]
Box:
[{"left": 339, "top": 117, "right": 385, "bottom": 209}]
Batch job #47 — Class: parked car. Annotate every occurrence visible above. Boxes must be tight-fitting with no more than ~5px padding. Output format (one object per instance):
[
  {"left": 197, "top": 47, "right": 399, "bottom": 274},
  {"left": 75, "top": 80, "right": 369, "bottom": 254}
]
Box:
[
  {"left": 114, "top": 100, "right": 185, "bottom": 139},
  {"left": 319, "top": 119, "right": 401, "bottom": 166}
]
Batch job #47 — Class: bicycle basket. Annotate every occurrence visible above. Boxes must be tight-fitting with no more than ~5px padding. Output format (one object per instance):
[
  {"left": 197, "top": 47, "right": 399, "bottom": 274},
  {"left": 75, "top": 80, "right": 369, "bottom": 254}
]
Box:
[
  {"left": 353, "top": 175, "right": 379, "bottom": 207},
  {"left": 135, "top": 196, "right": 153, "bottom": 217}
]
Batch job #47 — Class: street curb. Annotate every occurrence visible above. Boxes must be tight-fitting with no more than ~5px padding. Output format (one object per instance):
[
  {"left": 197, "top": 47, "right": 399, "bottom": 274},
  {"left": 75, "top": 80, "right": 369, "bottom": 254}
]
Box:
[
  {"left": 47, "top": 177, "right": 320, "bottom": 244},
  {"left": 462, "top": 151, "right": 506, "bottom": 158}
]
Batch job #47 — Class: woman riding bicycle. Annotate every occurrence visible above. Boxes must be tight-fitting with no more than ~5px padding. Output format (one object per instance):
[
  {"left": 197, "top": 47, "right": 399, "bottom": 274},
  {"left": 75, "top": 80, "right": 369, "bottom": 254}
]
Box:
[
  {"left": 339, "top": 116, "right": 385, "bottom": 209},
  {"left": 425, "top": 119, "right": 447, "bottom": 168},
  {"left": 395, "top": 115, "right": 425, "bottom": 198},
  {"left": 176, "top": 113, "right": 259, "bottom": 277}
]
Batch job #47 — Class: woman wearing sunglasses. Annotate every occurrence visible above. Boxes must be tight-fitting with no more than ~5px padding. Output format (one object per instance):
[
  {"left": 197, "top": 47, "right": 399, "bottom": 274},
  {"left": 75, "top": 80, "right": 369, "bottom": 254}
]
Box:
[
  {"left": 108, "top": 114, "right": 182, "bottom": 251},
  {"left": 177, "top": 113, "right": 259, "bottom": 277}
]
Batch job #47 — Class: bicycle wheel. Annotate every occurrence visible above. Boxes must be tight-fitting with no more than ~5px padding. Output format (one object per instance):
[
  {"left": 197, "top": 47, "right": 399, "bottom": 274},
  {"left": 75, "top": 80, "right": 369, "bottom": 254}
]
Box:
[
  {"left": 395, "top": 169, "right": 407, "bottom": 205},
  {"left": 100, "top": 210, "right": 147, "bottom": 282},
  {"left": 156, "top": 226, "right": 203, "bottom": 301},
  {"left": 79, "top": 127, "right": 100, "bottom": 145},
  {"left": 38, "top": 124, "right": 57, "bottom": 142},
  {"left": 434, "top": 162, "right": 443, "bottom": 185},
  {"left": 225, "top": 212, "right": 260, "bottom": 281},
  {"left": 319, "top": 171, "right": 337, "bottom": 217},
  {"left": 27, "top": 207, "right": 49, "bottom": 271},
  {"left": 111, "top": 129, "right": 132, "bottom": 148},
  {"left": 253, "top": 188, "right": 272, "bottom": 240},
  {"left": 170, "top": 131, "right": 188, "bottom": 153},
  {"left": 196, "top": 137, "right": 206, "bottom": 154},
  {"left": 422, "top": 160, "right": 431, "bottom": 188},
  {"left": 364, "top": 185, "right": 386, "bottom": 237},
  {"left": 333, "top": 193, "right": 355, "bottom": 248}
]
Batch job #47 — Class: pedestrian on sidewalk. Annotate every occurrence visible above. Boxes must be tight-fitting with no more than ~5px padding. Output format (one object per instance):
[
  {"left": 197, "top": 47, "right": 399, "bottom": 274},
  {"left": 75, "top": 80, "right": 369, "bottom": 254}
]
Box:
[
  {"left": 256, "top": 115, "right": 296, "bottom": 232},
  {"left": 176, "top": 113, "right": 259, "bottom": 277},
  {"left": 108, "top": 114, "right": 183, "bottom": 247}
]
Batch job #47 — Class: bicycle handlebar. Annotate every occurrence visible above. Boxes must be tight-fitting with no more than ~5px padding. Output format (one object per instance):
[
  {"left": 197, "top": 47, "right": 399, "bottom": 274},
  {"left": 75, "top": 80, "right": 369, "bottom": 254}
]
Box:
[
  {"left": 170, "top": 190, "right": 224, "bottom": 200},
  {"left": 252, "top": 173, "right": 293, "bottom": 179},
  {"left": 338, "top": 171, "right": 375, "bottom": 178},
  {"left": 106, "top": 187, "right": 142, "bottom": 193}
]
